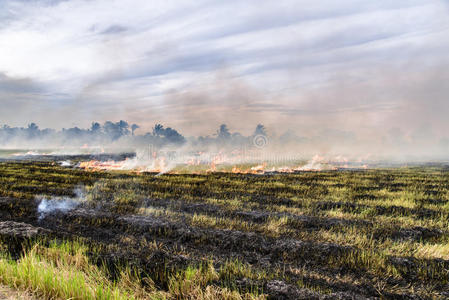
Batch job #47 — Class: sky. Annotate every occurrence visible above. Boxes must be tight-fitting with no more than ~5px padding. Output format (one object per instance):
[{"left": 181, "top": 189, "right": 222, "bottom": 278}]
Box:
[{"left": 0, "top": 0, "right": 448, "bottom": 141}]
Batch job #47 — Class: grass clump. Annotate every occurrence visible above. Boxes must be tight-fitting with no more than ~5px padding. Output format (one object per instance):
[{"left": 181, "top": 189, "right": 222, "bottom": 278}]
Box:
[
  {"left": 168, "top": 262, "right": 264, "bottom": 300},
  {"left": 0, "top": 240, "right": 165, "bottom": 300},
  {"left": 0, "top": 240, "right": 267, "bottom": 300}
]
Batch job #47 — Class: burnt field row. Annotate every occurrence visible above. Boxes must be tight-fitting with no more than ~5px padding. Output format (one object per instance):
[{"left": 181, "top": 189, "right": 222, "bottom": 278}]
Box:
[{"left": 0, "top": 161, "right": 449, "bottom": 299}]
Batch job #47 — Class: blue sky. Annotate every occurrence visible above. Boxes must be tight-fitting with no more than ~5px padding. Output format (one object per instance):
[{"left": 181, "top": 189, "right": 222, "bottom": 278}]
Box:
[{"left": 0, "top": 0, "right": 448, "bottom": 139}]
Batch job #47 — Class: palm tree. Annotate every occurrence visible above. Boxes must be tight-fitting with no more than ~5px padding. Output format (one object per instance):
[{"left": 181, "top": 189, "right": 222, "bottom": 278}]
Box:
[
  {"left": 131, "top": 124, "right": 140, "bottom": 136},
  {"left": 153, "top": 124, "right": 164, "bottom": 137}
]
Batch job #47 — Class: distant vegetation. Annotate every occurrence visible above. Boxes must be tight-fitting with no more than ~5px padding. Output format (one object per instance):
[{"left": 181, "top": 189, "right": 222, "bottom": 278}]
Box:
[
  {"left": 0, "top": 121, "right": 269, "bottom": 148},
  {"left": 0, "top": 121, "right": 185, "bottom": 147}
]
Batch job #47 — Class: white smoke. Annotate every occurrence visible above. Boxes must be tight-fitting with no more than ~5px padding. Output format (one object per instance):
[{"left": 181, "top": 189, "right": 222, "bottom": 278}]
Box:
[
  {"left": 37, "top": 187, "right": 85, "bottom": 220},
  {"left": 59, "top": 160, "right": 72, "bottom": 167}
]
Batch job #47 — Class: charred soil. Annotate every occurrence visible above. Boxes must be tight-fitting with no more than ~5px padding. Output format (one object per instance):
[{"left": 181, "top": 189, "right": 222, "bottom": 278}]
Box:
[{"left": 0, "top": 161, "right": 448, "bottom": 299}]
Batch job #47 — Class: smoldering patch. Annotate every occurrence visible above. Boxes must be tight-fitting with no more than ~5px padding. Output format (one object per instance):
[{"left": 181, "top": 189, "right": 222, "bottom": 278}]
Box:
[{"left": 36, "top": 187, "right": 86, "bottom": 220}]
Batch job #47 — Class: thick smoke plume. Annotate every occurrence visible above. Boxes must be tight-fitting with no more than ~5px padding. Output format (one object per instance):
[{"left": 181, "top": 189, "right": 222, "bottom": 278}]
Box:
[{"left": 0, "top": 0, "right": 448, "bottom": 166}]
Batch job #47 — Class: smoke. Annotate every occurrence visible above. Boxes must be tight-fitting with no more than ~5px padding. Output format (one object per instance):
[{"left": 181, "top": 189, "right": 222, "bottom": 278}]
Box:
[
  {"left": 0, "top": 1, "right": 447, "bottom": 164},
  {"left": 37, "top": 187, "right": 85, "bottom": 220},
  {"left": 59, "top": 160, "right": 72, "bottom": 167}
]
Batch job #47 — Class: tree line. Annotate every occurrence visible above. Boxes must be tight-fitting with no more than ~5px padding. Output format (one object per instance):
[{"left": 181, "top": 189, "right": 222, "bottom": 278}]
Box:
[{"left": 0, "top": 121, "right": 268, "bottom": 147}]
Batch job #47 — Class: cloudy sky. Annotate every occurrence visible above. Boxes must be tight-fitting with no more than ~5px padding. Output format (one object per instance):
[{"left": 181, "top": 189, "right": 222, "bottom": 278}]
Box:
[{"left": 0, "top": 0, "right": 448, "bottom": 139}]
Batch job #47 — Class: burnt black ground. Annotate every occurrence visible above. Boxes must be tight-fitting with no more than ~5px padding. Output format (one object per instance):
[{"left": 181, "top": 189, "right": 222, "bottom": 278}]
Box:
[{"left": 0, "top": 160, "right": 449, "bottom": 299}]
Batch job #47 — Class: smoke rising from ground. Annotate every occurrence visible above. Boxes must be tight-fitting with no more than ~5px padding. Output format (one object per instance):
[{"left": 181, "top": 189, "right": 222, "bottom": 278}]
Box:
[{"left": 37, "top": 187, "right": 86, "bottom": 220}]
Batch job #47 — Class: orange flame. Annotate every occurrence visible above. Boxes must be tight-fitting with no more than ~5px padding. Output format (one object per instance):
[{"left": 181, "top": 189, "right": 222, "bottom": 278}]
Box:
[{"left": 76, "top": 153, "right": 369, "bottom": 174}]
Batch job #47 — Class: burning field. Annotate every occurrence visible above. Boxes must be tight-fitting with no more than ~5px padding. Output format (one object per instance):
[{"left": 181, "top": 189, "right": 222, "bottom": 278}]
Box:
[
  {"left": 2, "top": 0, "right": 448, "bottom": 298},
  {"left": 73, "top": 151, "right": 369, "bottom": 174},
  {"left": 0, "top": 156, "right": 448, "bottom": 299}
]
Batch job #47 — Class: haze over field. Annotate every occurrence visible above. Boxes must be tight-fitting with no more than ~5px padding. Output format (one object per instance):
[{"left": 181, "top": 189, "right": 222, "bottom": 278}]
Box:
[{"left": 0, "top": 0, "right": 448, "bottom": 159}]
